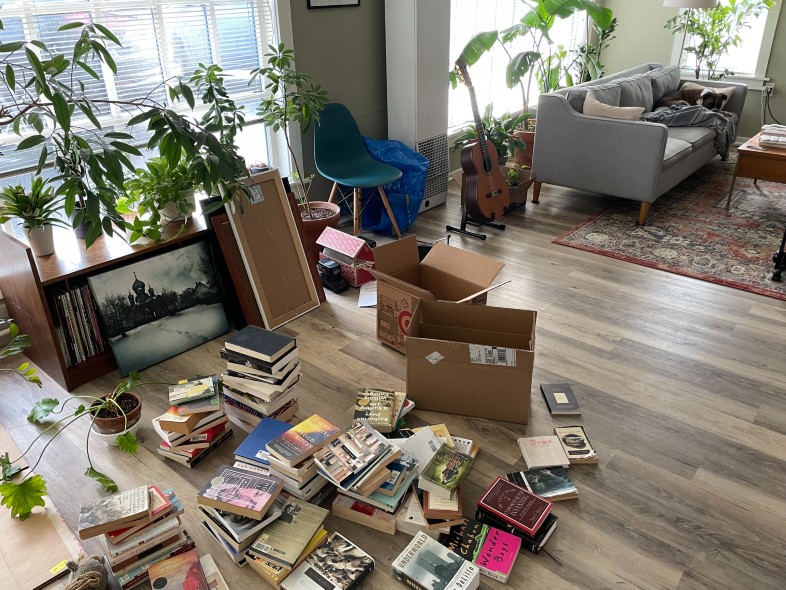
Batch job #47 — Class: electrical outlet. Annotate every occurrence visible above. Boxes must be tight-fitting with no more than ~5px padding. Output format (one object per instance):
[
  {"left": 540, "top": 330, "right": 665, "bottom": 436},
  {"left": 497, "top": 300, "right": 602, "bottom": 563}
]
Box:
[{"left": 763, "top": 83, "right": 775, "bottom": 96}]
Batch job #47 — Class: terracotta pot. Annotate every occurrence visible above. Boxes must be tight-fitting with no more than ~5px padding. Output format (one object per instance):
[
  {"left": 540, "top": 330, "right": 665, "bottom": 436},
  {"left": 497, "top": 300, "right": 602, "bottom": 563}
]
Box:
[
  {"left": 90, "top": 392, "right": 142, "bottom": 435},
  {"left": 514, "top": 128, "right": 536, "bottom": 169},
  {"left": 26, "top": 225, "right": 55, "bottom": 256},
  {"left": 300, "top": 201, "right": 341, "bottom": 259}
]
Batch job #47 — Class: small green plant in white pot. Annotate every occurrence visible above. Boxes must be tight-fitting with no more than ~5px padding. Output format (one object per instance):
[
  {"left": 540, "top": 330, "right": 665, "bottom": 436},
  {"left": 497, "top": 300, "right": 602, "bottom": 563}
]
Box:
[{"left": 0, "top": 177, "right": 69, "bottom": 256}]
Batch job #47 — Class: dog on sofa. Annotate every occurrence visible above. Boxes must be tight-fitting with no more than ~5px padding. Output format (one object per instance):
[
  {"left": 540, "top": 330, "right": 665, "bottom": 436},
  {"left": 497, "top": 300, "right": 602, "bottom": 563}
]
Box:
[{"left": 655, "top": 86, "right": 727, "bottom": 111}]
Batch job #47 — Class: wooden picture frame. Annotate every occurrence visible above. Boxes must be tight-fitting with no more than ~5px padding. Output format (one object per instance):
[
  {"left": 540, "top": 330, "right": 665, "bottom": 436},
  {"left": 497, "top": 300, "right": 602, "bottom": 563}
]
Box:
[
  {"left": 307, "top": 0, "right": 360, "bottom": 8},
  {"left": 225, "top": 169, "right": 320, "bottom": 329}
]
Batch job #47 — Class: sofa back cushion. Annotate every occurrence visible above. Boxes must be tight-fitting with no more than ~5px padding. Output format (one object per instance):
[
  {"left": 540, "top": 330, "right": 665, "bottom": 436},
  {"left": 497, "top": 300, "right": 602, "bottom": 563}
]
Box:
[
  {"left": 565, "top": 83, "right": 621, "bottom": 113},
  {"left": 618, "top": 73, "right": 654, "bottom": 112},
  {"left": 646, "top": 65, "right": 680, "bottom": 103}
]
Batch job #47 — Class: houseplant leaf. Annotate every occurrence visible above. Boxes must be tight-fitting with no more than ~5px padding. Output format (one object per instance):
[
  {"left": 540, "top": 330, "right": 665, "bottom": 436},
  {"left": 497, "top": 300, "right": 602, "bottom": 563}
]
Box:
[
  {"left": 84, "top": 467, "right": 118, "bottom": 492},
  {"left": 457, "top": 31, "right": 498, "bottom": 67},
  {"left": 116, "top": 432, "right": 138, "bottom": 455},
  {"left": 0, "top": 453, "right": 22, "bottom": 482},
  {"left": 27, "top": 398, "right": 60, "bottom": 423},
  {"left": 0, "top": 475, "right": 48, "bottom": 520}
]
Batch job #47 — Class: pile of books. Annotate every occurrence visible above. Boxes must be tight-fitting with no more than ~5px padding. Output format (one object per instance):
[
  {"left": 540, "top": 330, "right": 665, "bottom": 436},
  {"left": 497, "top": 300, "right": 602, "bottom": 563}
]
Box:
[
  {"left": 353, "top": 387, "right": 414, "bottom": 433},
  {"left": 392, "top": 531, "right": 480, "bottom": 590},
  {"left": 51, "top": 284, "right": 105, "bottom": 367},
  {"left": 760, "top": 123, "right": 786, "bottom": 147},
  {"left": 76, "top": 485, "right": 194, "bottom": 590},
  {"left": 147, "top": 550, "right": 229, "bottom": 590},
  {"left": 198, "top": 463, "right": 285, "bottom": 567},
  {"left": 220, "top": 326, "right": 301, "bottom": 432},
  {"left": 152, "top": 375, "right": 232, "bottom": 467}
]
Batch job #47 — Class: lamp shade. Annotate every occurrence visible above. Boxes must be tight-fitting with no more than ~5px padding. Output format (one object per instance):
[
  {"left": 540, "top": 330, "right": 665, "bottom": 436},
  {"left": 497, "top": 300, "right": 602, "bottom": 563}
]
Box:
[{"left": 663, "top": 0, "right": 718, "bottom": 7}]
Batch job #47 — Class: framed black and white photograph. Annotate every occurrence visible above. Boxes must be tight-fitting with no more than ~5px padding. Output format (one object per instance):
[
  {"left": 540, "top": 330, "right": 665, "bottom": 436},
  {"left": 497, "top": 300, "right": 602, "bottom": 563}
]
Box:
[
  {"left": 87, "top": 241, "right": 229, "bottom": 375},
  {"left": 307, "top": 0, "right": 360, "bottom": 8}
]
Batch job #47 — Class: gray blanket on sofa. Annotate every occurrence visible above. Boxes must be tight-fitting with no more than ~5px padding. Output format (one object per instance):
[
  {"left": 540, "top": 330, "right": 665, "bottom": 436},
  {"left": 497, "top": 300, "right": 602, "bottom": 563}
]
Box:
[{"left": 641, "top": 105, "right": 737, "bottom": 160}]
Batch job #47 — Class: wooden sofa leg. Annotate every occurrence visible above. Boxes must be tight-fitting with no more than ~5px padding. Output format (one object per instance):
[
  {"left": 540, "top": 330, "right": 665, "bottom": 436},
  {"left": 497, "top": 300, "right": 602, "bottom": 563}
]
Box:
[
  {"left": 638, "top": 202, "right": 651, "bottom": 225},
  {"left": 532, "top": 181, "right": 542, "bottom": 204}
]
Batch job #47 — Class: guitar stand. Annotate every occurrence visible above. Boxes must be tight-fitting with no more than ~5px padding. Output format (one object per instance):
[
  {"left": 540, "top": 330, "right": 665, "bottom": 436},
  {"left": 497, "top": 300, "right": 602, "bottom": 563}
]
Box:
[{"left": 446, "top": 208, "right": 505, "bottom": 241}]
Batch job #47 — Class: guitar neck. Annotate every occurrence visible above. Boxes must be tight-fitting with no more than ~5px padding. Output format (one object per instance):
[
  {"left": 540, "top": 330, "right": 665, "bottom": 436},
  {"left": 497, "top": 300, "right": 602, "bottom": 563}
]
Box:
[{"left": 466, "top": 81, "right": 491, "bottom": 165}]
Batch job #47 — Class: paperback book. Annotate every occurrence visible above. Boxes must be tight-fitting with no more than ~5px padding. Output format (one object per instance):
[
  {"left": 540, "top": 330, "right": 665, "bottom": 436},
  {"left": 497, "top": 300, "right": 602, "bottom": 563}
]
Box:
[
  {"left": 234, "top": 417, "right": 293, "bottom": 468},
  {"left": 516, "top": 436, "right": 570, "bottom": 470},
  {"left": 474, "top": 510, "right": 558, "bottom": 554},
  {"left": 197, "top": 464, "right": 283, "bottom": 520},
  {"left": 391, "top": 531, "right": 480, "bottom": 590},
  {"left": 200, "top": 494, "right": 285, "bottom": 546},
  {"left": 199, "top": 554, "right": 230, "bottom": 590},
  {"left": 249, "top": 497, "right": 329, "bottom": 567},
  {"left": 439, "top": 519, "right": 522, "bottom": 583},
  {"left": 418, "top": 443, "right": 474, "bottom": 499},
  {"left": 312, "top": 421, "right": 392, "bottom": 487},
  {"left": 105, "top": 485, "right": 172, "bottom": 544},
  {"left": 507, "top": 467, "right": 578, "bottom": 501},
  {"left": 78, "top": 485, "right": 151, "bottom": 539},
  {"left": 353, "top": 388, "right": 397, "bottom": 433},
  {"left": 281, "top": 532, "right": 374, "bottom": 590},
  {"left": 147, "top": 548, "right": 207, "bottom": 590},
  {"left": 540, "top": 383, "right": 581, "bottom": 415},
  {"left": 331, "top": 493, "right": 398, "bottom": 535},
  {"left": 168, "top": 376, "right": 218, "bottom": 405},
  {"left": 266, "top": 414, "right": 341, "bottom": 467},
  {"left": 554, "top": 425, "right": 598, "bottom": 464}
]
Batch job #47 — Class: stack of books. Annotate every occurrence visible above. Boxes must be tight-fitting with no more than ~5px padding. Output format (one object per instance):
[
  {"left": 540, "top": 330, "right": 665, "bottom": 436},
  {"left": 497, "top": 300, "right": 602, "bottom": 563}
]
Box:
[
  {"left": 392, "top": 531, "right": 480, "bottom": 590},
  {"left": 475, "top": 477, "right": 558, "bottom": 554},
  {"left": 352, "top": 387, "right": 414, "bottom": 433},
  {"left": 439, "top": 519, "right": 522, "bottom": 584},
  {"left": 197, "top": 463, "right": 285, "bottom": 566},
  {"left": 280, "top": 532, "right": 374, "bottom": 590},
  {"left": 220, "top": 326, "right": 301, "bottom": 432},
  {"left": 153, "top": 376, "right": 232, "bottom": 467},
  {"left": 76, "top": 485, "right": 194, "bottom": 590},
  {"left": 760, "top": 124, "right": 786, "bottom": 148}
]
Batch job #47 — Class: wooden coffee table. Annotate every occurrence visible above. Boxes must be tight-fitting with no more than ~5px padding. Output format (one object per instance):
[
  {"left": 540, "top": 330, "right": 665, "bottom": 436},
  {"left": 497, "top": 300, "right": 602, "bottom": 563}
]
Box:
[{"left": 726, "top": 132, "right": 786, "bottom": 210}]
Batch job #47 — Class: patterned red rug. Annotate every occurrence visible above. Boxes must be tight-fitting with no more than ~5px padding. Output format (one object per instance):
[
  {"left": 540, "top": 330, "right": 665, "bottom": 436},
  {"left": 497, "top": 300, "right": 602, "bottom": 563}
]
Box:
[{"left": 554, "top": 153, "right": 786, "bottom": 301}]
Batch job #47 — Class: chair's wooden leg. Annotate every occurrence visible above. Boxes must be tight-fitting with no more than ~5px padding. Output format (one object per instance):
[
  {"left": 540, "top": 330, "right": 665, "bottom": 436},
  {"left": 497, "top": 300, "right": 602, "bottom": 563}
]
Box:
[
  {"left": 353, "top": 188, "right": 361, "bottom": 236},
  {"left": 532, "top": 181, "right": 542, "bottom": 204},
  {"left": 638, "top": 202, "right": 651, "bottom": 225},
  {"left": 378, "top": 186, "right": 402, "bottom": 238},
  {"left": 328, "top": 182, "right": 339, "bottom": 204}
]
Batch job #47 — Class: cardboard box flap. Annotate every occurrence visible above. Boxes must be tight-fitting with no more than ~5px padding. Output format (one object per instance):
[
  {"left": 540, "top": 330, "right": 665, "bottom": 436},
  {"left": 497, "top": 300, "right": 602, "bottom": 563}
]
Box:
[
  {"left": 368, "top": 268, "right": 436, "bottom": 301},
  {"left": 421, "top": 242, "right": 505, "bottom": 288},
  {"left": 372, "top": 235, "right": 420, "bottom": 276},
  {"left": 316, "top": 227, "right": 374, "bottom": 261},
  {"left": 415, "top": 300, "right": 536, "bottom": 336},
  {"left": 407, "top": 336, "right": 535, "bottom": 373},
  {"left": 418, "top": 323, "right": 534, "bottom": 353},
  {"left": 455, "top": 281, "right": 510, "bottom": 303}
]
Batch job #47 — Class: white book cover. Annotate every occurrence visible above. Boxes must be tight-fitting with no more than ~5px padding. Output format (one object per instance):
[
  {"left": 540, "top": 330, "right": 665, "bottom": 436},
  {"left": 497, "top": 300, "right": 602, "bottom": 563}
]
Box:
[
  {"left": 392, "top": 531, "right": 480, "bottom": 590},
  {"left": 396, "top": 428, "right": 441, "bottom": 475}
]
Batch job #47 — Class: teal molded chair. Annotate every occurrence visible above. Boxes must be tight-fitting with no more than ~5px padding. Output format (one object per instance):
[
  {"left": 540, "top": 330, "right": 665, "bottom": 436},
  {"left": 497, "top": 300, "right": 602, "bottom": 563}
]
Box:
[{"left": 314, "top": 103, "right": 403, "bottom": 237}]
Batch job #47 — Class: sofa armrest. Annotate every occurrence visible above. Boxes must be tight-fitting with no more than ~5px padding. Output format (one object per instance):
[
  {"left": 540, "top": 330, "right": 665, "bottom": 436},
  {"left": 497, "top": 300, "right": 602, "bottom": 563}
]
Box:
[
  {"left": 679, "top": 78, "right": 748, "bottom": 118},
  {"left": 531, "top": 94, "right": 668, "bottom": 201}
]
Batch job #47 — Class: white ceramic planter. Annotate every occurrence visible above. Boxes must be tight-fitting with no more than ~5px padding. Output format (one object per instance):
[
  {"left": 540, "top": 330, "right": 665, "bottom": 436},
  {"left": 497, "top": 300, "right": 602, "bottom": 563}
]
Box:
[
  {"left": 26, "top": 225, "right": 55, "bottom": 256},
  {"left": 161, "top": 190, "right": 196, "bottom": 222}
]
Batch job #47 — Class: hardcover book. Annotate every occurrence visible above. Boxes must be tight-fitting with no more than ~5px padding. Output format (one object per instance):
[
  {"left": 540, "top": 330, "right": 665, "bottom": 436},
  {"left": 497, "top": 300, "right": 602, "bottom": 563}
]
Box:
[
  {"left": 266, "top": 414, "right": 341, "bottom": 467},
  {"left": 234, "top": 417, "right": 293, "bottom": 468},
  {"left": 249, "top": 497, "right": 329, "bottom": 567},
  {"left": 392, "top": 531, "right": 480, "bottom": 590},
  {"left": 246, "top": 528, "right": 328, "bottom": 587},
  {"left": 418, "top": 444, "right": 474, "bottom": 499},
  {"left": 554, "top": 425, "right": 598, "bottom": 464},
  {"left": 476, "top": 477, "right": 553, "bottom": 537},
  {"left": 353, "top": 388, "right": 396, "bottom": 433},
  {"left": 439, "top": 519, "right": 522, "bottom": 583},
  {"left": 225, "top": 325, "right": 296, "bottom": 362},
  {"left": 540, "top": 383, "right": 581, "bottom": 415},
  {"left": 282, "top": 532, "right": 374, "bottom": 590},
  {"left": 147, "top": 549, "right": 207, "bottom": 590},
  {"left": 507, "top": 468, "right": 579, "bottom": 501},
  {"left": 220, "top": 347, "right": 298, "bottom": 375},
  {"left": 397, "top": 490, "right": 446, "bottom": 539},
  {"left": 331, "top": 493, "right": 398, "bottom": 535},
  {"left": 78, "top": 485, "right": 151, "bottom": 539},
  {"left": 168, "top": 376, "right": 217, "bottom": 405},
  {"left": 516, "top": 436, "right": 571, "bottom": 470},
  {"left": 153, "top": 410, "right": 225, "bottom": 444},
  {"left": 221, "top": 365, "right": 301, "bottom": 401},
  {"left": 197, "top": 464, "right": 283, "bottom": 520},
  {"left": 474, "top": 510, "right": 558, "bottom": 554}
]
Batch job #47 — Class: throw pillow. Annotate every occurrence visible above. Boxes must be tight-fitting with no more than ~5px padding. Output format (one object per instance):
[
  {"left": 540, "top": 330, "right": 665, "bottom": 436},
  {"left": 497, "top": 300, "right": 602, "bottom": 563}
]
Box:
[
  {"left": 565, "top": 83, "right": 621, "bottom": 113},
  {"left": 583, "top": 90, "right": 645, "bottom": 120},
  {"left": 646, "top": 65, "right": 680, "bottom": 103},
  {"left": 680, "top": 81, "right": 735, "bottom": 108},
  {"left": 618, "top": 73, "right": 654, "bottom": 112}
]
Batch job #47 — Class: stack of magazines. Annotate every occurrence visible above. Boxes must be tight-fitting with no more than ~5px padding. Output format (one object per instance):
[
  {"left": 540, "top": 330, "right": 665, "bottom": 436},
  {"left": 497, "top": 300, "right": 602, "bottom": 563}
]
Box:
[{"left": 760, "top": 124, "right": 786, "bottom": 148}]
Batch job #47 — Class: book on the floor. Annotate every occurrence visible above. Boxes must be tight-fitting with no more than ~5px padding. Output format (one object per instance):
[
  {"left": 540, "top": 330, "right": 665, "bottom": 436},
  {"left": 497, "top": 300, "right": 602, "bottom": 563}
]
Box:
[
  {"left": 174, "top": 388, "right": 222, "bottom": 416},
  {"left": 439, "top": 518, "right": 522, "bottom": 583},
  {"left": 197, "top": 464, "right": 283, "bottom": 520},
  {"left": 281, "top": 532, "right": 374, "bottom": 590},
  {"left": 157, "top": 407, "right": 204, "bottom": 435},
  {"left": 224, "top": 397, "right": 299, "bottom": 431},
  {"left": 105, "top": 516, "right": 183, "bottom": 564},
  {"left": 540, "top": 382, "right": 581, "bottom": 415},
  {"left": 553, "top": 425, "right": 599, "bottom": 464},
  {"left": 147, "top": 548, "right": 207, "bottom": 590},
  {"left": 507, "top": 467, "right": 579, "bottom": 501},
  {"left": 153, "top": 409, "right": 226, "bottom": 444},
  {"left": 157, "top": 426, "right": 233, "bottom": 467},
  {"left": 266, "top": 414, "right": 341, "bottom": 467},
  {"left": 418, "top": 443, "right": 474, "bottom": 499},
  {"left": 340, "top": 467, "right": 417, "bottom": 514},
  {"left": 200, "top": 495, "right": 284, "bottom": 548},
  {"left": 221, "top": 344, "right": 298, "bottom": 372},
  {"left": 113, "top": 531, "right": 195, "bottom": 587},
  {"left": 331, "top": 493, "right": 398, "bottom": 535},
  {"left": 412, "top": 424, "right": 455, "bottom": 448},
  {"left": 161, "top": 422, "right": 227, "bottom": 453},
  {"left": 199, "top": 554, "right": 230, "bottom": 590},
  {"left": 451, "top": 436, "right": 479, "bottom": 458},
  {"left": 353, "top": 388, "right": 397, "bottom": 433},
  {"left": 397, "top": 490, "right": 446, "bottom": 539},
  {"left": 474, "top": 509, "right": 558, "bottom": 554},
  {"left": 477, "top": 477, "right": 553, "bottom": 537},
  {"left": 225, "top": 325, "right": 296, "bottom": 363},
  {"left": 223, "top": 383, "right": 298, "bottom": 417},
  {"left": 225, "top": 357, "right": 298, "bottom": 381},
  {"left": 249, "top": 497, "right": 329, "bottom": 567},
  {"left": 396, "top": 427, "right": 441, "bottom": 474},
  {"left": 234, "top": 417, "right": 293, "bottom": 468},
  {"left": 168, "top": 375, "right": 217, "bottom": 405},
  {"left": 313, "top": 421, "right": 392, "bottom": 487},
  {"left": 105, "top": 485, "right": 172, "bottom": 544},
  {"left": 200, "top": 520, "right": 248, "bottom": 566},
  {"left": 516, "top": 435, "right": 571, "bottom": 470},
  {"left": 78, "top": 485, "right": 151, "bottom": 539},
  {"left": 378, "top": 455, "right": 416, "bottom": 497},
  {"left": 392, "top": 531, "right": 480, "bottom": 590},
  {"left": 246, "top": 527, "right": 328, "bottom": 587},
  {"left": 422, "top": 488, "right": 463, "bottom": 520},
  {"left": 221, "top": 365, "right": 301, "bottom": 401}
]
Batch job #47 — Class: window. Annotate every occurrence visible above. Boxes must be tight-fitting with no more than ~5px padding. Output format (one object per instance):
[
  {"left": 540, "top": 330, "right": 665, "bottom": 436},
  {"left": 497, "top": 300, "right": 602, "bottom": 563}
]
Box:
[
  {"left": 0, "top": 0, "right": 277, "bottom": 180},
  {"left": 448, "top": 0, "right": 584, "bottom": 130}
]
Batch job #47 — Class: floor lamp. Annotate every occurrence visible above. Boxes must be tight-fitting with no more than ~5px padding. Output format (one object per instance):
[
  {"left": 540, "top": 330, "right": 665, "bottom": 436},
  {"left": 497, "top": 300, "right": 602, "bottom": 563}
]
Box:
[{"left": 664, "top": 0, "right": 718, "bottom": 71}]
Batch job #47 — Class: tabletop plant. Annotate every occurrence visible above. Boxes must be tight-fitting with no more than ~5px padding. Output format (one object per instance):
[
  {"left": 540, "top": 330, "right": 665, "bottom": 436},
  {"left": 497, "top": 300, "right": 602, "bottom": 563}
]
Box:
[
  {"left": 0, "top": 319, "right": 41, "bottom": 387},
  {"left": 0, "top": 177, "right": 68, "bottom": 230},
  {"left": 451, "top": 105, "right": 529, "bottom": 166},
  {"left": 0, "top": 371, "right": 160, "bottom": 520}
]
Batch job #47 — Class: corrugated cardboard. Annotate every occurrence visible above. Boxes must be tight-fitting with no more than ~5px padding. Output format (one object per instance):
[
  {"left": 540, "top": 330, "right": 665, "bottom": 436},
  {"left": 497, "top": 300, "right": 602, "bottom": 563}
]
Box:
[
  {"left": 406, "top": 300, "right": 536, "bottom": 424},
  {"left": 370, "top": 236, "right": 504, "bottom": 352},
  {"left": 316, "top": 227, "right": 374, "bottom": 287}
]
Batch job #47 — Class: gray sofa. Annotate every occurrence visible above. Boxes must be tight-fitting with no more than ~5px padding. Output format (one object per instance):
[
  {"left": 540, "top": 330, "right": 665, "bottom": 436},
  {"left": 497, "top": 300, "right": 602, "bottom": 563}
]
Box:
[{"left": 530, "top": 63, "right": 748, "bottom": 224}]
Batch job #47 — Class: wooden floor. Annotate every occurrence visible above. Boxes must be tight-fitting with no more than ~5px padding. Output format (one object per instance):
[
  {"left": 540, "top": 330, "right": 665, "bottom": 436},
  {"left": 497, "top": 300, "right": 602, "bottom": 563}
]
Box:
[{"left": 2, "top": 181, "right": 786, "bottom": 590}]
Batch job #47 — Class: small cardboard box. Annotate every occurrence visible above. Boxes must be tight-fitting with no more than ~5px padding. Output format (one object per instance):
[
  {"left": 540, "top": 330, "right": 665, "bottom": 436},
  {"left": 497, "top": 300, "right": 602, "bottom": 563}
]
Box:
[
  {"left": 316, "top": 227, "right": 374, "bottom": 287},
  {"left": 369, "top": 236, "right": 505, "bottom": 353},
  {"left": 406, "top": 300, "right": 536, "bottom": 424}
]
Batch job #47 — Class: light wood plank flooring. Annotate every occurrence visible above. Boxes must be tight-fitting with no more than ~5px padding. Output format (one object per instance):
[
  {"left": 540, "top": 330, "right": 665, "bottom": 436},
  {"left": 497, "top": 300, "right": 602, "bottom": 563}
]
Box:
[{"left": 2, "top": 182, "right": 785, "bottom": 590}]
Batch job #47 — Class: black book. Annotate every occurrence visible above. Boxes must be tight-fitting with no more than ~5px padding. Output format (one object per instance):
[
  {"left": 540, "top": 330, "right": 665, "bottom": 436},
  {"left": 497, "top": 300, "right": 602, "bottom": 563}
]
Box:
[
  {"left": 220, "top": 347, "right": 298, "bottom": 375},
  {"left": 540, "top": 383, "right": 581, "bottom": 415},
  {"left": 475, "top": 509, "right": 558, "bottom": 554},
  {"left": 225, "top": 326, "right": 296, "bottom": 363}
]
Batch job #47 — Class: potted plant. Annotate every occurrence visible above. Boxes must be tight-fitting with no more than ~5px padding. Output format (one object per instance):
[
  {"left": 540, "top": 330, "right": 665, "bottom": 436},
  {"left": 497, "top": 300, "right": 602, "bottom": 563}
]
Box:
[
  {"left": 451, "top": 106, "right": 529, "bottom": 166},
  {"left": 0, "top": 371, "right": 163, "bottom": 520},
  {"left": 251, "top": 44, "right": 337, "bottom": 250},
  {"left": 0, "top": 177, "right": 70, "bottom": 256},
  {"left": 0, "top": 319, "right": 41, "bottom": 387}
]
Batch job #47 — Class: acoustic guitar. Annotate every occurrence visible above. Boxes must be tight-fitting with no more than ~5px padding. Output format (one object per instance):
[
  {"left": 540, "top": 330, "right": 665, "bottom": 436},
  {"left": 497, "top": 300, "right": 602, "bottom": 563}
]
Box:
[{"left": 454, "top": 59, "right": 510, "bottom": 221}]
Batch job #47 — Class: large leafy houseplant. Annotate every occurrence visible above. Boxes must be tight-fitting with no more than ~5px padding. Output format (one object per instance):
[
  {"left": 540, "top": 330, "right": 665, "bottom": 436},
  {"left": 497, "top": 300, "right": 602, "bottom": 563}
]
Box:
[
  {"left": 665, "top": 0, "right": 773, "bottom": 80},
  {"left": 0, "top": 319, "right": 41, "bottom": 387},
  {"left": 0, "top": 19, "right": 249, "bottom": 247},
  {"left": 571, "top": 16, "right": 618, "bottom": 84},
  {"left": 0, "top": 371, "right": 160, "bottom": 520},
  {"left": 451, "top": 106, "right": 530, "bottom": 166}
]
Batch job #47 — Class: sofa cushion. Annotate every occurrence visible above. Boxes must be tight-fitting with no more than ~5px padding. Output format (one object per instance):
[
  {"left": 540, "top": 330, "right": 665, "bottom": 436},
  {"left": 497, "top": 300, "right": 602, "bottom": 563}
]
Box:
[
  {"left": 646, "top": 65, "right": 680, "bottom": 103},
  {"left": 583, "top": 90, "right": 644, "bottom": 120},
  {"left": 662, "top": 138, "right": 692, "bottom": 170},
  {"left": 667, "top": 127, "right": 715, "bottom": 150},
  {"left": 618, "top": 74, "right": 654, "bottom": 112},
  {"left": 565, "top": 83, "right": 621, "bottom": 113}
]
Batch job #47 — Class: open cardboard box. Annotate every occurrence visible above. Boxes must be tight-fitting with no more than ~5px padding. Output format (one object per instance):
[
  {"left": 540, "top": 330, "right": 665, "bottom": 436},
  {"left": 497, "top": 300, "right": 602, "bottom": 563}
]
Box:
[
  {"left": 406, "top": 300, "right": 536, "bottom": 424},
  {"left": 316, "top": 226, "right": 374, "bottom": 287},
  {"left": 369, "top": 236, "right": 505, "bottom": 353}
]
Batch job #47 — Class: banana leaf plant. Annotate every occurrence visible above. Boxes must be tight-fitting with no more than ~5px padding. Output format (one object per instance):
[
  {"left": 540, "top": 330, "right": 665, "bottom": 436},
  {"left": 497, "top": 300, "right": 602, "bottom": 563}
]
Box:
[{"left": 451, "top": 105, "right": 530, "bottom": 166}]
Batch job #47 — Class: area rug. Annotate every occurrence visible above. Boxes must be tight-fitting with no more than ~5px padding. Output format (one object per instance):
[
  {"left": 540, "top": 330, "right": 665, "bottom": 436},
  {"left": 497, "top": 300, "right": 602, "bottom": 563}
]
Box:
[{"left": 553, "top": 153, "right": 786, "bottom": 301}]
